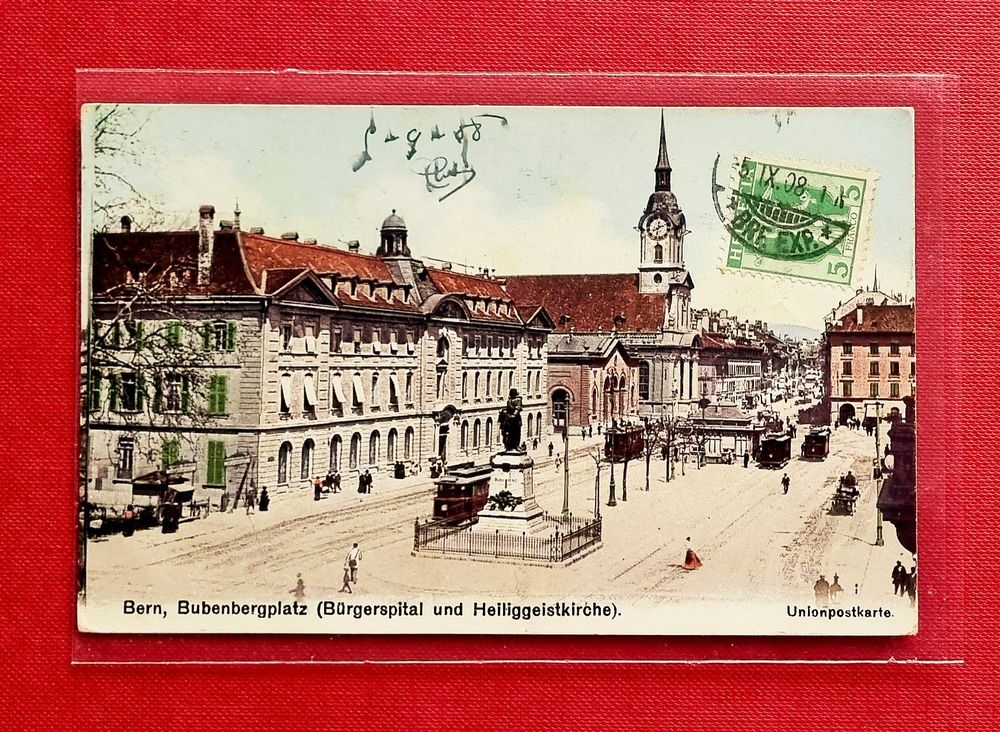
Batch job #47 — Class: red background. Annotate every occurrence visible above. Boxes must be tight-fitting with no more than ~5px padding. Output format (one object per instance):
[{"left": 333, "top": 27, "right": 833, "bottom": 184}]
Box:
[{"left": 0, "top": 2, "right": 994, "bottom": 729}]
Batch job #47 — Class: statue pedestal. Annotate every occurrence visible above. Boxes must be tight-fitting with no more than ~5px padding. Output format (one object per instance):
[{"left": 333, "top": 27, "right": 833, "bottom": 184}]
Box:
[{"left": 473, "top": 450, "right": 549, "bottom": 535}]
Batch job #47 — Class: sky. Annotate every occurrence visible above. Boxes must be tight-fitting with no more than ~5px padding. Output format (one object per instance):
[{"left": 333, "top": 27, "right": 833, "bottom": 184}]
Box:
[{"left": 81, "top": 104, "right": 914, "bottom": 330}]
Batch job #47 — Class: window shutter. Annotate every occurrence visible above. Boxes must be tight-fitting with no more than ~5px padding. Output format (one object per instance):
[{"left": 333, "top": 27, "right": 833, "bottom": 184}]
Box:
[
  {"left": 136, "top": 374, "right": 146, "bottom": 411},
  {"left": 167, "top": 321, "right": 181, "bottom": 347},
  {"left": 134, "top": 321, "right": 144, "bottom": 350},
  {"left": 218, "top": 375, "right": 228, "bottom": 414},
  {"left": 181, "top": 375, "right": 190, "bottom": 413},
  {"left": 152, "top": 374, "right": 163, "bottom": 413},
  {"left": 227, "top": 321, "right": 237, "bottom": 351},
  {"left": 201, "top": 321, "right": 211, "bottom": 349},
  {"left": 108, "top": 374, "right": 118, "bottom": 411}
]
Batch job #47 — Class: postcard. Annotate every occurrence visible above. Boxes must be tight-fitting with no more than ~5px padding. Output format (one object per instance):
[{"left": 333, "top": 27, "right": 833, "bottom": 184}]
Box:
[{"left": 77, "top": 104, "right": 917, "bottom": 634}]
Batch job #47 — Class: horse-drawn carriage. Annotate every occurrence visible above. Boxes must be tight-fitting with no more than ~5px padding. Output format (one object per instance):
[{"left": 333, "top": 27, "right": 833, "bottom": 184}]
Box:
[{"left": 830, "top": 472, "right": 860, "bottom": 515}]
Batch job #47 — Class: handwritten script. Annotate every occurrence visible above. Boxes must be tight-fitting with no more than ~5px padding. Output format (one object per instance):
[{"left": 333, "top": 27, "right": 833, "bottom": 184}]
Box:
[{"left": 351, "top": 112, "right": 509, "bottom": 202}]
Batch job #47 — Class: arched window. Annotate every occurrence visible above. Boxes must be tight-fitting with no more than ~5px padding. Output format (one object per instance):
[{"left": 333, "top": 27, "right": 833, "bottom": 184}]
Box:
[
  {"left": 369, "top": 431, "right": 380, "bottom": 465},
  {"left": 527, "top": 412, "right": 534, "bottom": 438},
  {"left": 461, "top": 372, "right": 468, "bottom": 400},
  {"left": 591, "top": 386, "right": 598, "bottom": 414},
  {"left": 349, "top": 433, "right": 361, "bottom": 469},
  {"left": 278, "top": 441, "right": 292, "bottom": 484},
  {"left": 537, "top": 412, "right": 543, "bottom": 436},
  {"left": 473, "top": 419, "right": 481, "bottom": 448},
  {"left": 638, "top": 361, "right": 651, "bottom": 401},
  {"left": 654, "top": 243, "right": 663, "bottom": 263},
  {"left": 436, "top": 335, "right": 450, "bottom": 361},
  {"left": 301, "top": 439, "right": 314, "bottom": 479},
  {"left": 485, "top": 417, "right": 493, "bottom": 446},
  {"left": 329, "top": 435, "right": 341, "bottom": 471},
  {"left": 404, "top": 427, "right": 414, "bottom": 459},
  {"left": 461, "top": 420, "right": 469, "bottom": 450},
  {"left": 474, "top": 371, "right": 480, "bottom": 398},
  {"left": 485, "top": 371, "right": 492, "bottom": 398},
  {"left": 387, "top": 428, "right": 398, "bottom": 462}
]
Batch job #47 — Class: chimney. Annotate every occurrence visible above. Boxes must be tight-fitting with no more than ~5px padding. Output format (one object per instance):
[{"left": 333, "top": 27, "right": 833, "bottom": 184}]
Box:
[
  {"left": 280, "top": 231, "right": 299, "bottom": 241},
  {"left": 249, "top": 226, "right": 264, "bottom": 234},
  {"left": 120, "top": 215, "right": 132, "bottom": 233},
  {"left": 347, "top": 240, "right": 361, "bottom": 252},
  {"left": 197, "top": 205, "right": 215, "bottom": 285},
  {"left": 856, "top": 307, "right": 864, "bottom": 325},
  {"left": 441, "top": 261, "right": 452, "bottom": 270}
]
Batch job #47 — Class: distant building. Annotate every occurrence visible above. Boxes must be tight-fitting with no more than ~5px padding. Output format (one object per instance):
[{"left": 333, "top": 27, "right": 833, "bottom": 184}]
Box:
[
  {"left": 697, "top": 332, "right": 765, "bottom": 405},
  {"left": 504, "top": 112, "right": 701, "bottom": 421},
  {"left": 688, "top": 403, "right": 766, "bottom": 462},
  {"left": 86, "top": 206, "right": 553, "bottom": 506},
  {"left": 824, "top": 303, "right": 915, "bottom": 425},
  {"left": 824, "top": 268, "right": 907, "bottom": 325}
]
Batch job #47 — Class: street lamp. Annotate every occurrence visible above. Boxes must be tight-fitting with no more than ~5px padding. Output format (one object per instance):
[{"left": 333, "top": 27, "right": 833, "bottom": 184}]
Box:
[
  {"left": 873, "top": 399, "right": 885, "bottom": 547},
  {"left": 562, "top": 393, "right": 572, "bottom": 520},
  {"left": 607, "top": 444, "right": 617, "bottom": 507}
]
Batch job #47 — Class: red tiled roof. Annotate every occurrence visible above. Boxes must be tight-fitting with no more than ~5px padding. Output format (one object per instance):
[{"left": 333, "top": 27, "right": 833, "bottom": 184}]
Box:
[
  {"left": 426, "top": 267, "right": 511, "bottom": 301},
  {"left": 240, "top": 232, "right": 393, "bottom": 285},
  {"left": 827, "top": 304, "right": 914, "bottom": 333},
  {"left": 503, "top": 273, "right": 665, "bottom": 333},
  {"left": 92, "top": 231, "right": 255, "bottom": 296}
]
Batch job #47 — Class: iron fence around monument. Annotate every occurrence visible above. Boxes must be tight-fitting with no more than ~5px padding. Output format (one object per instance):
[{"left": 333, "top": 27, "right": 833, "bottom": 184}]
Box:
[{"left": 413, "top": 513, "right": 602, "bottom": 563}]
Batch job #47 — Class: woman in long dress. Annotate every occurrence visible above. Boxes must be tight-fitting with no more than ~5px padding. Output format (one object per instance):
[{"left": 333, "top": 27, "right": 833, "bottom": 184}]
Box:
[{"left": 682, "top": 536, "right": 702, "bottom": 570}]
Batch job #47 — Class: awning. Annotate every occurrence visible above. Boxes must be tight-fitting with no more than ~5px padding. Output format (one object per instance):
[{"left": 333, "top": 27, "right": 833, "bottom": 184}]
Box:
[
  {"left": 303, "top": 375, "right": 317, "bottom": 408},
  {"left": 280, "top": 374, "right": 293, "bottom": 408},
  {"left": 352, "top": 374, "right": 366, "bottom": 404},
  {"left": 331, "top": 375, "right": 347, "bottom": 405}
]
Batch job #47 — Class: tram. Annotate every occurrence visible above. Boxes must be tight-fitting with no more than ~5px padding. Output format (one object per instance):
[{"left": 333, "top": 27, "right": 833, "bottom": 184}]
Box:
[
  {"left": 604, "top": 423, "right": 644, "bottom": 462},
  {"left": 432, "top": 462, "right": 492, "bottom": 524},
  {"left": 800, "top": 427, "right": 831, "bottom": 460},
  {"left": 758, "top": 433, "right": 792, "bottom": 469}
]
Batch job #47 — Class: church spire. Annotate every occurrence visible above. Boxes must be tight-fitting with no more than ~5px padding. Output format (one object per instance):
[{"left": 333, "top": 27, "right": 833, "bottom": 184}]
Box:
[
  {"left": 873, "top": 264, "right": 879, "bottom": 291},
  {"left": 655, "top": 109, "right": 672, "bottom": 191}
]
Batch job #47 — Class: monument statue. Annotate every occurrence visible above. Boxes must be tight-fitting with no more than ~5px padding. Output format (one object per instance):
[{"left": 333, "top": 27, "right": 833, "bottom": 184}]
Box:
[{"left": 498, "top": 388, "right": 524, "bottom": 452}]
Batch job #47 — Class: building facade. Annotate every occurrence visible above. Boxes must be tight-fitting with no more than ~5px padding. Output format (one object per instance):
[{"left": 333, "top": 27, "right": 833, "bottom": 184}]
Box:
[
  {"left": 544, "top": 333, "right": 639, "bottom": 431},
  {"left": 697, "top": 332, "right": 766, "bottom": 405},
  {"left": 503, "top": 111, "right": 701, "bottom": 422},
  {"left": 86, "top": 207, "right": 553, "bottom": 506},
  {"left": 823, "top": 303, "right": 915, "bottom": 425}
]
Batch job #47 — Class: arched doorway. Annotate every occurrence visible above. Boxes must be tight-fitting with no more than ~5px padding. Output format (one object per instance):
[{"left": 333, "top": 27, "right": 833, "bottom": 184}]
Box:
[
  {"left": 838, "top": 403, "right": 856, "bottom": 424},
  {"left": 551, "top": 388, "right": 570, "bottom": 434}
]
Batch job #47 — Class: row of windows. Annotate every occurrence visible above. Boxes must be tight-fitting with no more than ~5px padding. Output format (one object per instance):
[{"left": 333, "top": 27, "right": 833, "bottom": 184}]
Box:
[
  {"left": 456, "top": 411, "right": 547, "bottom": 451},
  {"left": 89, "top": 371, "right": 229, "bottom": 416},
  {"left": 279, "top": 370, "right": 416, "bottom": 417},
  {"left": 841, "top": 361, "right": 914, "bottom": 377},
  {"left": 283, "top": 321, "right": 420, "bottom": 357},
  {"left": 277, "top": 429, "right": 416, "bottom": 483},
  {"left": 461, "top": 370, "right": 524, "bottom": 401},
  {"left": 113, "top": 436, "right": 226, "bottom": 485},
  {"left": 103, "top": 319, "right": 238, "bottom": 353},
  {"left": 841, "top": 382, "right": 905, "bottom": 398},
  {"left": 841, "top": 342, "right": 913, "bottom": 356}
]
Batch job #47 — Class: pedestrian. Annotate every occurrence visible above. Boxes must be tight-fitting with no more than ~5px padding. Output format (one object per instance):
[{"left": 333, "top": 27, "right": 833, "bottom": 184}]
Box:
[
  {"left": 581, "top": 427, "right": 587, "bottom": 440},
  {"left": 364, "top": 469, "right": 372, "bottom": 494},
  {"left": 743, "top": 451, "right": 750, "bottom": 469},
  {"left": 830, "top": 573, "right": 843, "bottom": 605},
  {"left": 258, "top": 487, "right": 270, "bottom": 512},
  {"left": 532, "top": 438, "right": 539, "bottom": 451},
  {"left": 313, "top": 475, "right": 323, "bottom": 501},
  {"left": 597, "top": 424, "right": 602, "bottom": 435},
  {"left": 813, "top": 574, "right": 830, "bottom": 607},
  {"left": 333, "top": 471, "right": 342, "bottom": 493},
  {"left": 219, "top": 491, "right": 230, "bottom": 513},
  {"left": 358, "top": 472, "right": 365, "bottom": 494},
  {"left": 346, "top": 543, "right": 362, "bottom": 582},
  {"left": 121, "top": 504, "right": 136, "bottom": 537},
  {"left": 589, "top": 425, "right": 593, "bottom": 438},
  {"left": 548, "top": 442, "right": 554, "bottom": 457},
  {"left": 682, "top": 537, "right": 702, "bottom": 570},
  {"left": 245, "top": 484, "right": 257, "bottom": 515},
  {"left": 339, "top": 564, "right": 353, "bottom": 593},
  {"left": 290, "top": 573, "right": 305, "bottom": 601},
  {"left": 891, "top": 560, "right": 906, "bottom": 596},
  {"left": 781, "top": 473, "right": 790, "bottom": 494},
  {"left": 906, "top": 567, "right": 917, "bottom": 607}
]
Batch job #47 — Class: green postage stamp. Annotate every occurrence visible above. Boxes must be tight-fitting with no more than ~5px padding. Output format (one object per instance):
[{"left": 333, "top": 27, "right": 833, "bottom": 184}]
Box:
[{"left": 713, "top": 155, "right": 877, "bottom": 286}]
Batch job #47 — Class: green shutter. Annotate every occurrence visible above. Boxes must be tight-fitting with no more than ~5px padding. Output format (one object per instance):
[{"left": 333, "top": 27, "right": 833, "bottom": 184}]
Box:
[
  {"left": 136, "top": 373, "right": 145, "bottom": 412},
  {"left": 206, "top": 441, "right": 226, "bottom": 485},
  {"left": 162, "top": 438, "right": 179, "bottom": 470},
  {"left": 218, "top": 375, "right": 227, "bottom": 413},
  {"left": 227, "top": 321, "right": 237, "bottom": 351},
  {"left": 201, "top": 321, "right": 211, "bottom": 350},
  {"left": 166, "top": 321, "right": 181, "bottom": 347},
  {"left": 108, "top": 374, "right": 118, "bottom": 411},
  {"left": 134, "top": 322, "right": 145, "bottom": 350},
  {"left": 208, "top": 375, "right": 227, "bottom": 415},
  {"left": 181, "top": 375, "right": 190, "bottom": 413},
  {"left": 152, "top": 374, "right": 163, "bottom": 413}
]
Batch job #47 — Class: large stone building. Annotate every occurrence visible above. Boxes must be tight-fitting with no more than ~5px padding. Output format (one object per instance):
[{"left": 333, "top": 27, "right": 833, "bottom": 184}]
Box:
[
  {"left": 697, "top": 332, "right": 766, "bottom": 405},
  {"left": 823, "top": 303, "right": 915, "bottom": 425},
  {"left": 503, "top": 112, "right": 701, "bottom": 422},
  {"left": 86, "top": 206, "right": 553, "bottom": 505}
]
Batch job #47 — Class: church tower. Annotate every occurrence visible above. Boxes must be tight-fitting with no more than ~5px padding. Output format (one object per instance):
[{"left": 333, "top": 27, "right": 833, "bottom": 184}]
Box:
[{"left": 637, "top": 111, "right": 693, "bottom": 330}]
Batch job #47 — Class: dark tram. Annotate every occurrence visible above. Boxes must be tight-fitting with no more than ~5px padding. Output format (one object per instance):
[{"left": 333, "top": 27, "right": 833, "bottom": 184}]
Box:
[
  {"left": 800, "top": 427, "right": 831, "bottom": 461},
  {"left": 432, "top": 462, "right": 492, "bottom": 524},
  {"left": 604, "top": 423, "right": 644, "bottom": 462},
  {"left": 757, "top": 433, "right": 792, "bottom": 469}
]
